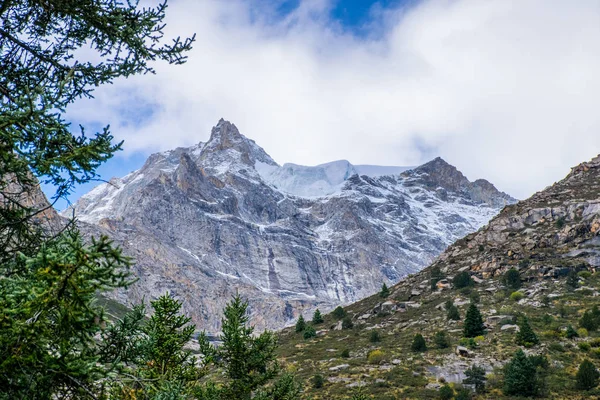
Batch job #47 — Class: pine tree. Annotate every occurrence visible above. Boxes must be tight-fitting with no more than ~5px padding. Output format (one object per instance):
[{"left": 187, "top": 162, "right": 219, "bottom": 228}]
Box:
[
  {"left": 333, "top": 306, "right": 346, "bottom": 319},
  {"left": 453, "top": 271, "right": 474, "bottom": 289},
  {"left": 303, "top": 325, "right": 317, "bottom": 339},
  {"left": 463, "top": 303, "right": 485, "bottom": 338},
  {"left": 455, "top": 388, "right": 473, "bottom": 400},
  {"left": 439, "top": 384, "right": 454, "bottom": 400},
  {"left": 516, "top": 316, "right": 539, "bottom": 347},
  {"left": 580, "top": 308, "right": 600, "bottom": 332},
  {"left": 0, "top": 231, "right": 133, "bottom": 398},
  {"left": 143, "top": 295, "right": 198, "bottom": 380},
  {"left": 566, "top": 324, "right": 579, "bottom": 339},
  {"left": 433, "top": 330, "right": 451, "bottom": 349},
  {"left": 503, "top": 268, "right": 521, "bottom": 290},
  {"left": 104, "top": 293, "right": 203, "bottom": 397},
  {"left": 0, "top": 1, "right": 193, "bottom": 397},
  {"left": 312, "top": 309, "right": 324, "bottom": 324},
  {"left": 295, "top": 315, "right": 306, "bottom": 333},
  {"left": 464, "top": 365, "right": 487, "bottom": 393},
  {"left": 576, "top": 359, "right": 600, "bottom": 391},
  {"left": 197, "top": 295, "right": 301, "bottom": 400},
  {"left": 447, "top": 304, "right": 461, "bottom": 321},
  {"left": 380, "top": 283, "right": 390, "bottom": 298},
  {"left": 411, "top": 334, "right": 427, "bottom": 352},
  {"left": 342, "top": 316, "right": 354, "bottom": 330},
  {"left": 503, "top": 349, "right": 538, "bottom": 396},
  {"left": 567, "top": 270, "right": 579, "bottom": 290}
]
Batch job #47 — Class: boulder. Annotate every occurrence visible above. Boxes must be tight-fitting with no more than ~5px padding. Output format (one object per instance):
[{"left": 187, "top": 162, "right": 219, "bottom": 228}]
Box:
[{"left": 456, "top": 346, "right": 473, "bottom": 358}]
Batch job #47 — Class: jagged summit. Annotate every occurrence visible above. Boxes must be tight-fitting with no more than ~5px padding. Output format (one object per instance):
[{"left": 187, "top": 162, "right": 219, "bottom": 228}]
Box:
[
  {"left": 200, "top": 119, "right": 277, "bottom": 169},
  {"left": 403, "top": 156, "right": 514, "bottom": 208},
  {"left": 65, "top": 119, "right": 515, "bottom": 333}
]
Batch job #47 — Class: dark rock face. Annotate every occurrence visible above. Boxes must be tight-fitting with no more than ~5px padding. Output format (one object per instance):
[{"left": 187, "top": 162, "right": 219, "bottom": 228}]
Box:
[{"left": 65, "top": 119, "right": 514, "bottom": 333}]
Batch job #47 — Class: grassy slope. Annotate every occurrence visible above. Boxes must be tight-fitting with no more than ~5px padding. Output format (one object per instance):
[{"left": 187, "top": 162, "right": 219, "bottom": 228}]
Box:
[{"left": 277, "top": 272, "right": 600, "bottom": 399}]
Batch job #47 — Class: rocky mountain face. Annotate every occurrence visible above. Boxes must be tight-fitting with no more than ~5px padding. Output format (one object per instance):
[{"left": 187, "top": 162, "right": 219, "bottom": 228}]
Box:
[
  {"left": 65, "top": 119, "right": 514, "bottom": 333},
  {"left": 274, "top": 154, "right": 600, "bottom": 399}
]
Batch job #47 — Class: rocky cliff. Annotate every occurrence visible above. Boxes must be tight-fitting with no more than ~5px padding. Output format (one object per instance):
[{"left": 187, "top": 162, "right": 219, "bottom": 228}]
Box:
[{"left": 65, "top": 119, "right": 514, "bottom": 333}]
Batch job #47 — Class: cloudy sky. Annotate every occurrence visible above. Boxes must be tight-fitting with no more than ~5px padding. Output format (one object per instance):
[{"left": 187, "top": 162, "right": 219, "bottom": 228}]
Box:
[{"left": 49, "top": 0, "right": 600, "bottom": 206}]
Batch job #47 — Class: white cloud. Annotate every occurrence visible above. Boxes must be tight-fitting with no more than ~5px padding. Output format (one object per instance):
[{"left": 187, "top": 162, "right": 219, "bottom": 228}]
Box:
[{"left": 68, "top": 0, "right": 600, "bottom": 199}]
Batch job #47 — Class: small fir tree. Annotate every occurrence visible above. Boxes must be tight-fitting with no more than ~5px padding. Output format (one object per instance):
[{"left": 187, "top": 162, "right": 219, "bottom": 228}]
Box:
[
  {"left": 411, "top": 333, "right": 427, "bottom": 352},
  {"left": 566, "top": 324, "right": 579, "bottom": 339},
  {"left": 447, "top": 304, "right": 461, "bottom": 321},
  {"left": 463, "top": 303, "right": 485, "bottom": 338},
  {"left": 503, "top": 349, "right": 538, "bottom": 397},
  {"left": 453, "top": 271, "right": 474, "bottom": 289},
  {"left": 576, "top": 359, "right": 600, "bottom": 391},
  {"left": 312, "top": 374, "right": 325, "bottom": 389},
  {"left": 295, "top": 315, "right": 306, "bottom": 333},
  {"left": 370, "top": 330, "right": 381, "bottom": 343},
  {"left": 333, "top": 306, "right": 346, "bottom": 319},
  {"left": 580, "top": 309, "right": 600, "bottom": 332},
  {"left": 503, "top": 268, "right": 521, "bottom": 290},
  {"left": 342, "top": 317, "right": 354, "bottom": 330},
  {"left": 380, "top": 283, "right": 390, "bottom": 298},
  {"left": 312, "top": 309, "right": 324, "bottom": 324},
  {"left": 141, "top": 294, "right": 198, "bottom": 384},
  {"left": 516, "top": 316, "right": 539, "bottom": 347},
  {"left": 439, "top": 384, "right": 454, "bottom": 400},
  {"left": 433, "top": 330, "right": 451, "bottom": 349},
  {"left": 200, "top": 295, "right": 301, "bottom": 399},
  {"left": 464, "top": 365, "right": 487, "bottom": 393},
  {"left": 455, "top": 388, "right": 473, "bottom": 400},
  {"left": 303, "top": 325, "right": 317, "bottom": 339},
  {"left": 567, "top": 270, "right": 579, "bottom": 290}
]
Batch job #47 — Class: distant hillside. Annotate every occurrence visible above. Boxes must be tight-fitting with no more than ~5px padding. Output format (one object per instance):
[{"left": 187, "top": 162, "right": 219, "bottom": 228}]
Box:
[{"left": 276, "top": 155, "right": 600, "bottom": 399}]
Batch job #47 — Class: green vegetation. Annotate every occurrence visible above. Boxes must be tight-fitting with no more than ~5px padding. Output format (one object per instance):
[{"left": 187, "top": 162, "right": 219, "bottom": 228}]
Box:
[
  {"left": 367, "top": 349, "right": 385, "bottom": 364},
  {"left": 502, "top": 268, "right": 521, "bottom": 290},
  {"left": 516, "top": 316, "right": 540, "bottom": 347},
  {"left": 567, "top": 270, "right": 580, "bottom": 290},
  {"left": 411, "top": 334, "right": 427, "bottom": 352},
  {"left": 576, "top": 359, "right": 600, "bottom": 391},
  {"left": 463, "top": 303, "right": 485, "bottom": 338},
  {"left": 453, "top": 271, "right": 475, "bottom": 289},
  {"left": 464, "top": 365, "right": 487, "bottom": 393},
  {"left": 333, "top": 306, "right": 347, "bottom": 319},
  {"left": 503, "top": 349, "right": 541, "bottom": 397},
  {"left": 312, "top": 309, "right": 324, "bottom": 324},
  {"left": 370, "top": 330, "right": 381, "bottom": 343},
  {"left": 0, "top": 0, "right": 195, "bottom": 397},
  {"left": 433, "top": 330, "right": 451, "bottom": 349},
  {"left": 312, "top": 374, "right": 325, "bottom": 389},
  {"left": 296, "top": 315, "right": 306, "bottom": 332},
  {"left": 447, "top": 303, "right": 461, "bottom": 321},
  {"left": 509, "top": 291, "right": 524, "bottom": 302},
  {"left": 438, "top": 384, "right": 454, "bottom": 399},
  {"left": 304, "top": 325, "right": 317, "bottom": 339},
  {"left": 580, "top": 306, "right": 600, "bottom": 331},
  {"left": 380, "top": 283, "right": 390, "bottom": 298},
  {"left": 342, "top": 316, "right": 354, "bottom": 330}
]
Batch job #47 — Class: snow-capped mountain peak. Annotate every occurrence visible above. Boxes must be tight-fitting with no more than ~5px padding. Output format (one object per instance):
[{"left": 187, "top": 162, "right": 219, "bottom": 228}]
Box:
[{"left": 65, "top": 119, "right": 516, "bottom": 333}]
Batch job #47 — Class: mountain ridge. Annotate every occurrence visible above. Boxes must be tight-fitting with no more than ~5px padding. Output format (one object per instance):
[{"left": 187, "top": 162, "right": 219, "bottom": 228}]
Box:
[{"left": 64, "top": 119, "right": 516, "bottom": 333}]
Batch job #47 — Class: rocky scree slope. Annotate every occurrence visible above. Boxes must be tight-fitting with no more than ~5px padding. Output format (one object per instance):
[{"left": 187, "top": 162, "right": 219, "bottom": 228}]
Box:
[
  {"left": 276, "top": 155, "right": 600, "bottom": 399},
  {"left": 64, "top": 119, "right": 514, "bottom": 333}
]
